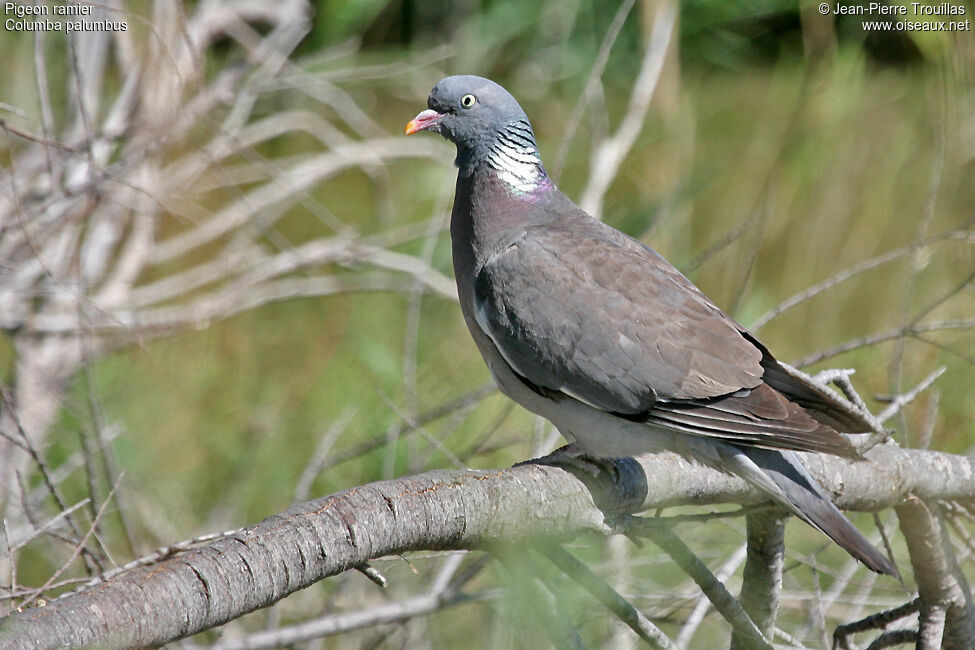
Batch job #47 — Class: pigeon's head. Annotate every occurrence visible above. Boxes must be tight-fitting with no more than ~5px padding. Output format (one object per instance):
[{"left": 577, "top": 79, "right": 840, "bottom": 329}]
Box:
[{"left": 406, "top": 76, "right": 540, "bottom": 172}]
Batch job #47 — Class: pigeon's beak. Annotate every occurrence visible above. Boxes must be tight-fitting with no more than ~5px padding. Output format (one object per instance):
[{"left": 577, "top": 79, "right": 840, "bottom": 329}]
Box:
[{"left": 405, "top": 109, "right": 443, "bottom": 135}]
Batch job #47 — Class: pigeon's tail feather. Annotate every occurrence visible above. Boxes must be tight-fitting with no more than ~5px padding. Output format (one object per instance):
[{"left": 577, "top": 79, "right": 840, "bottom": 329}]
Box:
[{"left": 722, "top": 446, "right": 898, "bottom": 577}]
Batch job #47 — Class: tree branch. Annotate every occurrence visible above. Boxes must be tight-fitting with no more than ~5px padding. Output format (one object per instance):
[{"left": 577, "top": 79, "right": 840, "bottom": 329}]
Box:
[
  {"left": 5, "top": 444, "right": 974, "bottom": 648},
  {"left": 539, "top": 544, "right": 677, "bottom": 649},
  {"left": 896, "top": 498, "right": 975, "bottom": 649},
  {"left": 731, "top": 509, "right": 786, "bottom": 649}
]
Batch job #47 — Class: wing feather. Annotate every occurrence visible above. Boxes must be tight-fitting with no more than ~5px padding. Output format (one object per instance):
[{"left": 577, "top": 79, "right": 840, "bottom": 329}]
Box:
[
  {"left": 474, "top": 226, "right": 764, "bottom": 412},
  {"left": 471, "top": 218, "right": 861, "bottom": 456}
]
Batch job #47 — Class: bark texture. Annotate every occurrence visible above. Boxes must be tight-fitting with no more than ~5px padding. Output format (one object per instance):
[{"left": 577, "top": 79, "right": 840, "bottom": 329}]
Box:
[
  {"left": 897, "top": 497, "right": 975, "bottom": 649},
  {"left": 2, "top": 444, "right": 974, "bottom": 648},
  {"left": 730, "top": 510, "right": 786, "bottom": 649}
]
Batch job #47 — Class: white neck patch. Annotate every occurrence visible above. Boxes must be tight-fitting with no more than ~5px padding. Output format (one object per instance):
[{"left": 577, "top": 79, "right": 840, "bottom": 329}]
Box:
[{"left": 485, "top": 121, "right": 544, "bottom": 193}]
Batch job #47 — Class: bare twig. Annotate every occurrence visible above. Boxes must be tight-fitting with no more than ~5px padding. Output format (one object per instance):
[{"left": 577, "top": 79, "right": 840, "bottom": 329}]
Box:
[
  {"left": 0, "top": 387, "right": 95, "bottom": 571},
  {"left": 552, "top": 0, "right": 637, "bottom": 181},
  {"left": 750, "top": 230, "right": 975, "bottom": 332},
  {"left": 196, "top": 590, "right": 494, "bottom": 650},
  {"left": 676, "top": 543, "right": 748, "bottom": 648},
  {"left": 578, "top": 1, "right": 676, "bottom": 218},
  {"left": 833, "top": 597, "right": 920, "bottom": 650},
  {"left": 628, "top": 520, "right": 773, "bottom": 650},
  {"left": 293, "top": 410, "right": 357, "bottom": 503},
  {"left": 72, "top": 527, "right": 244, "bottom": 594},
  {"left": 865, "top": 629, "right": 920, "bottom": 649},
  {"left": 540, "top": 544, "right": 678, "bottom": 649},
  {"left": 19, "top": 475, "right": 123, "bottom": 610},
  {"left": 6, "top": 500, "right": 91, "bottom": 555},
  {"left": 496, "top": 551, "right": 587, "bottom": 650},
  {"left": 354, "top": 562, "right": 388, "bottom": 589},
  {"left": 793, "top": 319, "right": 975, "bottom": 368},
  {"left": 377, "top": 391, "right": 465, "bottom": 470},
  {"left": 320, "top": 383, "right": 496, "bottom": 473},
  {"left": 875, "top": 366, "right": 946, "bottom": 425},
  {"left": 809, "top": 559, "right": 830, "bottom": 650}
]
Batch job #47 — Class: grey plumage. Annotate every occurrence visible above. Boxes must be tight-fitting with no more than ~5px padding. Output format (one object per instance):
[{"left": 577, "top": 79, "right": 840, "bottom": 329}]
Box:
[{"left": 406, "top": 75, "right": 896, "bottom": 576}]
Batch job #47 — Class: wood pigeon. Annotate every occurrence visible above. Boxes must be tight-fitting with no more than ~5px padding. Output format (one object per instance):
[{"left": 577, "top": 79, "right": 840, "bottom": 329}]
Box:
[{"left": 406, "top": 75, "right": 896, "bottom": 576}]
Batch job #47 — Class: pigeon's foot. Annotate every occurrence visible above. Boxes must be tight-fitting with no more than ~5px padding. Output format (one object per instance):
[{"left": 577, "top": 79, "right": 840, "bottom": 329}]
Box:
[{"left": 519, "top": 444, "right": 618, "bottom": 479}]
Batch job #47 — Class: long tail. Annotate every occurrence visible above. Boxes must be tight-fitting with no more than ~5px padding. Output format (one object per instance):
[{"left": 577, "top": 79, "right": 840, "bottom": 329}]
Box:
[{"left": 721, "top": 446, "right": 898, "bottom": 577}]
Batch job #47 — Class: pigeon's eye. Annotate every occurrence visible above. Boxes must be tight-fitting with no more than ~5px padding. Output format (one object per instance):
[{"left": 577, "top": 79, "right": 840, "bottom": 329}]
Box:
[{"left": 460, "top": 94, "right": 477, "bottom": 109}]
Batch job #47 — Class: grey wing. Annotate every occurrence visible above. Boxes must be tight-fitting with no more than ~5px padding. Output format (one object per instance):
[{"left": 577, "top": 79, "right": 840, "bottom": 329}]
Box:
[
  {"left": 473, "top": 226, "right": 858, "bottom": 457},
  {"left": 472, "top": 228, "right": 765, "bottom": 412}
]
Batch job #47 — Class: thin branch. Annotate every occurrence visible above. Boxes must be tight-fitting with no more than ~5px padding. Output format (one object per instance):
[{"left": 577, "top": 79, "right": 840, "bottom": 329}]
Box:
[
  {"left": 676, "top": 543, "right": 748, "bottom": 648},
  {"left": 864, "top": 629, "right": 919, "bottom": 649},
  {"left": 628, "top": 521, "right": 773, "bottom": 650},
  {"left": 750, "top": 230, "right": 975, "bottom": 332},
  {"left": 793, "top": 319, "right": 975, "bottom": 368},
  {"left": 32, "top": 271, "right": 456, "bottom": 337},
  {"left": 149, "top": 138, "right": 447, "bottom": 264},
  {"left": 875, "top": 366, "right": 946, "bottom": 425},
  {"left": 6, "top": 500, "right": 91, "bottom": 555},
  {"left": 353, "top": 563, "right": 388, "bottom": 589},
  {"left": 539, "top": 544, "right": 678, "bottom": 649},
  {"left": 1, "top": 521, "right": 15, "bottom": 606},
  {"left": 0, "top": 387, "right": 92, "bottom": 567},
  {"left": 378, "top": 391, "right": 465, "bottom": 470},
  {"left": 731, "top": 510, "right": 786, "bottom": 649},
  {"left": 71, "top": 527, "right": 245, "bottom": 594},
  {"left": 496, "top": 551, "right": 587, "bottom": 650},
  {"left": 19, "top": 475, "right": 122, "bottom": 610},
  {"left": 809, "top": 559, "right": 830, "bottom": 650},
  {"left": 200, "top": 590, "right": 495, "bottom": 650},
  {"left": 292, "top": 410, "right": 357, "bottom": 503},
  {"left": 551, "top": 0, "right": 637, "bottom": 181},
  {"left": 833, "top": 597, "right": 920, "bottom": 650},
  {"left": 578, "top": 0, "right": 676, "bottom": 218},
  {"left": 317, "top": 383, "right": 497, "bottom": 474}
]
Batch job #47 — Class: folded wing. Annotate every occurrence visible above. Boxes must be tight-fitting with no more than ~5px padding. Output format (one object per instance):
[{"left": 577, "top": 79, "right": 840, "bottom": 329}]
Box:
[{"left": 473, "top": 223, "right": 858, "bottom": 457}]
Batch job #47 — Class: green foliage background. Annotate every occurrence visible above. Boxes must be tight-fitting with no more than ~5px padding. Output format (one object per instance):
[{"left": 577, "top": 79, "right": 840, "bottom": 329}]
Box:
[{"left": 3, "top": 0, "right": 974, "bottom": 646}]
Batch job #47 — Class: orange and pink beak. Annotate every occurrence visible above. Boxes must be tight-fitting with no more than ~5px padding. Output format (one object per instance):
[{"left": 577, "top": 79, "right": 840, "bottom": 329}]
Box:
[{"left": 405, "top": 109, "right": 443, "bottom": 135}]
